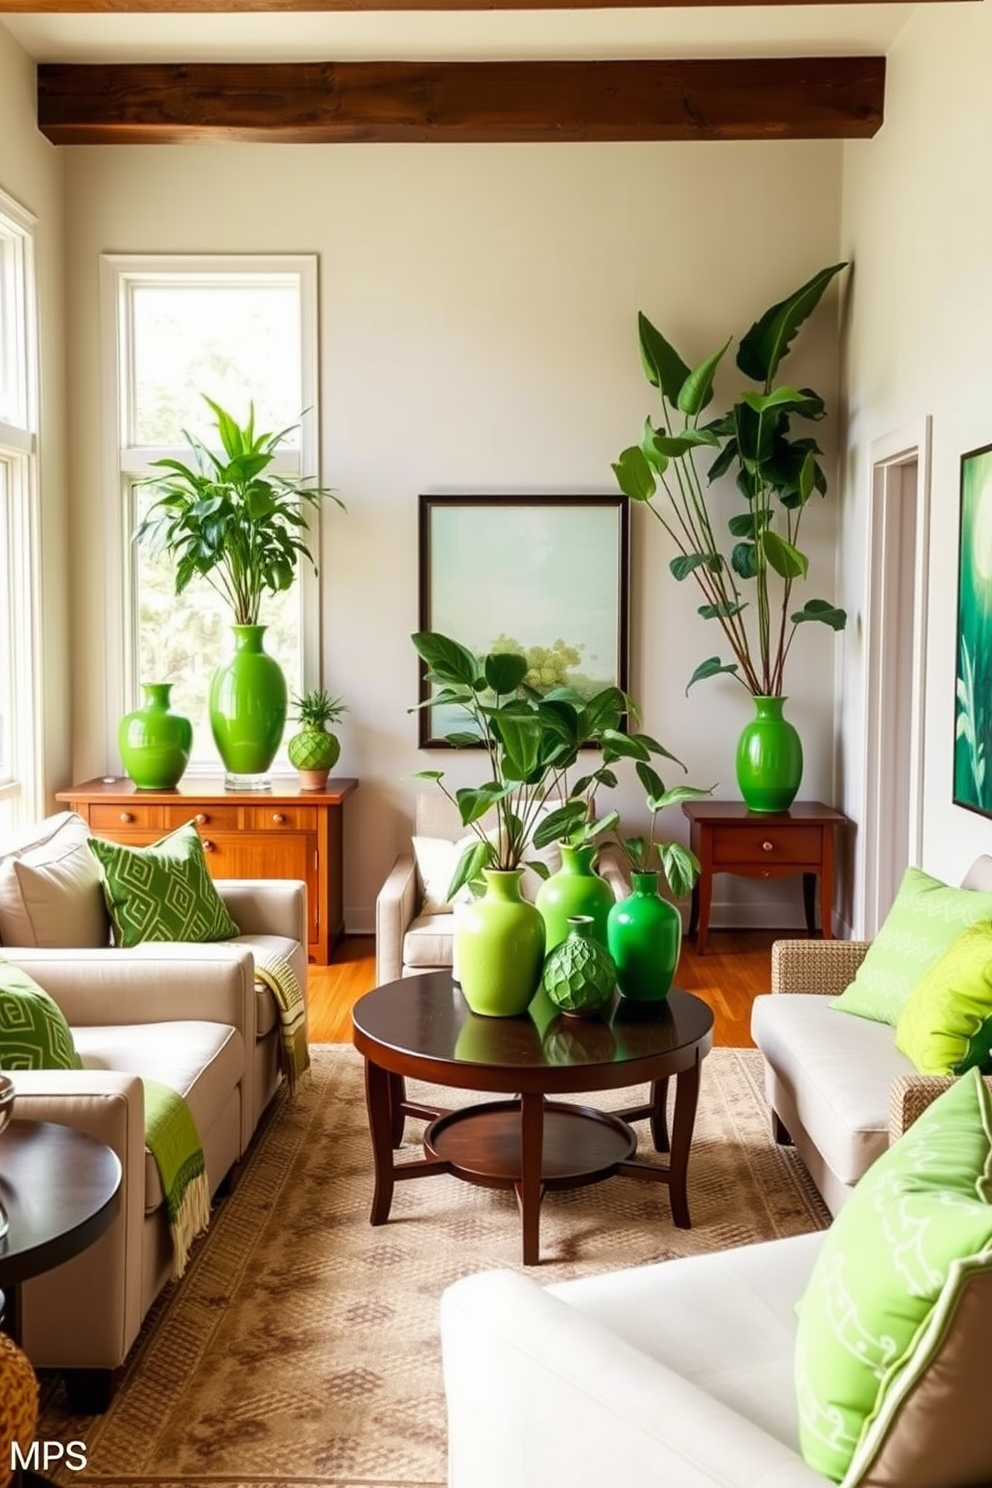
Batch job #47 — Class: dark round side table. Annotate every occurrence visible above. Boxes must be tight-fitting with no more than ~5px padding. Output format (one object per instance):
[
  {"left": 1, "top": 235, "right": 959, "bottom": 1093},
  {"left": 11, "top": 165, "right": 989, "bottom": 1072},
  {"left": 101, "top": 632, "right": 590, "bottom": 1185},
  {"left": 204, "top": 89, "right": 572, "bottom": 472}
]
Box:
[{"left": 352, "top": 975, "right": 714, "bottom": 1265}]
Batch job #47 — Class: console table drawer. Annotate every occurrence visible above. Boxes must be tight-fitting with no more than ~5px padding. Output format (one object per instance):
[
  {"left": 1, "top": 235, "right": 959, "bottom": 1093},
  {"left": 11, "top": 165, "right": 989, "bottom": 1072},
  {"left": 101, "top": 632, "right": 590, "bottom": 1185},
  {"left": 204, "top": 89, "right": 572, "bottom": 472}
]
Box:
[
  {"left": 89, "top": 803, "right": 167, "bottom": 832},
  {"left": 165, "top": 804, "right": 241, "bottom": 832},
  {"left": 245, "top": 806, "right": 318, "bottom": 832},
  {"left": 712, "top": 826, "right": 823, "bottom": 867}
]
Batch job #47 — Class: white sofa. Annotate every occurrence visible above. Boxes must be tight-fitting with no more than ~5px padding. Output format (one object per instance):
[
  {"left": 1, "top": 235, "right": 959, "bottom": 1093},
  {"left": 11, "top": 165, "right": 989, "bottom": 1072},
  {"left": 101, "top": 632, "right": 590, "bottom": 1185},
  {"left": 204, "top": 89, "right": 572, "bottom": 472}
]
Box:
[{"left": 751, "top": 854, "right": 992, "bottom": 1216}]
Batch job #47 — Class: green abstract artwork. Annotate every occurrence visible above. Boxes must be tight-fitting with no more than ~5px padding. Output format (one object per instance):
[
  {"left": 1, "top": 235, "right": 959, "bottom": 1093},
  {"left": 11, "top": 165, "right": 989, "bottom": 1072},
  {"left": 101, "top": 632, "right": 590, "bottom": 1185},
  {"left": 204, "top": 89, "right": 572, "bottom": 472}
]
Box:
[{"left": 955, "top": 443, "right": 992, "bottom": 816}]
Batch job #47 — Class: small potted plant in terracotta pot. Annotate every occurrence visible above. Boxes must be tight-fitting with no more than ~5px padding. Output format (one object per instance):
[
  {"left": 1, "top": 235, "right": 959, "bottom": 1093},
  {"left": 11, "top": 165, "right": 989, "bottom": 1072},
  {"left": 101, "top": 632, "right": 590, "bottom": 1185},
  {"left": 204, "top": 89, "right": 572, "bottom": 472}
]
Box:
[{"left": 287, "top": 689, "right": 347, "bottom": 790}]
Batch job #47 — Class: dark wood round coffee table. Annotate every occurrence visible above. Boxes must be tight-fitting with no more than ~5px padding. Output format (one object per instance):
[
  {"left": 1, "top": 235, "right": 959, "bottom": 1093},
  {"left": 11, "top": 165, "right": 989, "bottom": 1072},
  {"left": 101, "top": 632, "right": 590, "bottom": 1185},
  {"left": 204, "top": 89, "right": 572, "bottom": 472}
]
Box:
[{"left": 352, "top": 975, "right": 714, "bottom": 1264}]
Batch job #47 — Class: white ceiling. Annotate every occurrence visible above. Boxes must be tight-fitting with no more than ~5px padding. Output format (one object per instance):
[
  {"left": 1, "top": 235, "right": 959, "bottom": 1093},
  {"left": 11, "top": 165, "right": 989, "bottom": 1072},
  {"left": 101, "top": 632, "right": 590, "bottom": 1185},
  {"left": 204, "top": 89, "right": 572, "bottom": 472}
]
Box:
[{"left": 2, "top": 6, "right": 914, "bottom": 65}]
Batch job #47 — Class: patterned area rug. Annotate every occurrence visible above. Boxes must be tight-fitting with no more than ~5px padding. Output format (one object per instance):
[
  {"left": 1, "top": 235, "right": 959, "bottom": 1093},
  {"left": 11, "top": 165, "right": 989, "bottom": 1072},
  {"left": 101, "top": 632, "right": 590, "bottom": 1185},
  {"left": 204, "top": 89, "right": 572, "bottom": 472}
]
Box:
[{"left": 39, "top": 1042, "right": 829, "bottom": 1487}]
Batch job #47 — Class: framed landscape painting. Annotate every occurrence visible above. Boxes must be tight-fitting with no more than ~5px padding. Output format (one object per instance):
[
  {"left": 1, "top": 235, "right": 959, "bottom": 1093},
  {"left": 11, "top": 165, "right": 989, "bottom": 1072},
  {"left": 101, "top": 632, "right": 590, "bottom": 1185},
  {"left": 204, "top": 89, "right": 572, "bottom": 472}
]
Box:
[
  {"left": 954, "top": 442, "right": 992, "bottom": 817},
  {"left": 417, "top": 493, "right": 630, "bottom": 747}
]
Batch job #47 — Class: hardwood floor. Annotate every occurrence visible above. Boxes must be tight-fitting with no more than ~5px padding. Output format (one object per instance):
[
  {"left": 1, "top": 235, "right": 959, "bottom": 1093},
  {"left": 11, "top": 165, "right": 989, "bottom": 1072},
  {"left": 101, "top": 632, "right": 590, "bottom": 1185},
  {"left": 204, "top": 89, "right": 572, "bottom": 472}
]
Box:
[{"left": 307, "top": 928, "right": 807, "bottom": 1046}]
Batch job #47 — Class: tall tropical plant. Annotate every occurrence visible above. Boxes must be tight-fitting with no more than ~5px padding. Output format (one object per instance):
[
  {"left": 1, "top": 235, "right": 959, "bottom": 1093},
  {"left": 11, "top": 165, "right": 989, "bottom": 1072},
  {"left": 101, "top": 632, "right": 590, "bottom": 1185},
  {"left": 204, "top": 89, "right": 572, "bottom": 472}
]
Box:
[{"left": 613, "top": 263, "right": 848, "bottom": 697}]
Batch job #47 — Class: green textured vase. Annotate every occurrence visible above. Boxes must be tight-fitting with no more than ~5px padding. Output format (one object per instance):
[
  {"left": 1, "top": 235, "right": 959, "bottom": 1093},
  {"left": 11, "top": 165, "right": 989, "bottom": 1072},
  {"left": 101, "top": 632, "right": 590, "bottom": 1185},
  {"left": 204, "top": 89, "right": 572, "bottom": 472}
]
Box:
[
  {"left": 118, "top": 682, "right": 192, "bottom": 790},
  {"left": 209, "top": 624, "right": 287, "bottom": 790},
  {"left": 455, "top": 868, "right": 546, "bottom": 1018},
  {"left": 735, "top": 695, "right": 803, "bottom": 813},
  {"left": 607, "top": 870, "right": 681, "bottom": 1003},
  {"left": 541, "top": 915, "right": 617, "bottom": 1017},
  {"left": 535, "top": 843, "right": 615, "bottom": 953}
]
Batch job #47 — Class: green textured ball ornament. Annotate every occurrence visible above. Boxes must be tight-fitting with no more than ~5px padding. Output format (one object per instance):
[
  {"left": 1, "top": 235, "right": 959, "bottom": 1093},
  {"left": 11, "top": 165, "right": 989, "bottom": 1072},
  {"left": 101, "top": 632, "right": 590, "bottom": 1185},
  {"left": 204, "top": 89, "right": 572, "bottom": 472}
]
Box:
[
  {"left": 541, "top": 915, "right": 616, "bottom": 1016},
  {"left": 287, "top": 725, "right": 341, "bottom": 772}
]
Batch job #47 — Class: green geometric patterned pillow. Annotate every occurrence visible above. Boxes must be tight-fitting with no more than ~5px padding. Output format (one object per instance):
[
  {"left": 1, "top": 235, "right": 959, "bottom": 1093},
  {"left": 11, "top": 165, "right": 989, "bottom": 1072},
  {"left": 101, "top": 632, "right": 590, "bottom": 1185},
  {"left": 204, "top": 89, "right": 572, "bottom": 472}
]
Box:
[
  {"left": 88, "top": 821, "right": 240, "bottom": 948},
  {"left": 0, "top": 958, "right": 82, "bottom": 1070}
]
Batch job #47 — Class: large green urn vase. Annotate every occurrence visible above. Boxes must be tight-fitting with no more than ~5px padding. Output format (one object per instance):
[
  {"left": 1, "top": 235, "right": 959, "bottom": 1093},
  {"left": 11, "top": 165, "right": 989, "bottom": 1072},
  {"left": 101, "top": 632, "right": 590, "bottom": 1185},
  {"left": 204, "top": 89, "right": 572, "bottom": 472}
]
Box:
[
  {"left": 606, "top": 870, "right": 681, "bottom": 1003},
  {"left": 455, "top": 868, "right": 545, "bottom": 1018},
  {"left": 209, "top": 624, "right": 287, "bottom": 790},
  {"left": 118, "top": 682, "right": 192, "bottom": 790},
  {"left": 735, "top": 695, "right": 803, "bottom": 813},
  {"left": 535, "top": 842, "right": 614, "bottom": 953}
]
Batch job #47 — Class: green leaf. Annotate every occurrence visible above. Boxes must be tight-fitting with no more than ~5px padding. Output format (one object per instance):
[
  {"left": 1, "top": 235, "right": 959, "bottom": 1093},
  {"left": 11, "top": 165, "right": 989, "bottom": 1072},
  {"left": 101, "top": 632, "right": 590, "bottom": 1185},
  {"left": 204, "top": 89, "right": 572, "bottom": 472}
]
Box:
[
  {"left": 444, "top": 732, "right": 484, "bottom": 748},
  {"left": 454, "top": 784, "right": 508, "bottom": 827},
  {"left": 727, "top": 511, "right": 770, "bottom": 538},
  {"left": 651, "top": 784, "right": 714, "bottom": 811},
  {"left": 577, "top": 689, "right": 625, "bottom": 742},
  {"left": 634, "top": 733, "right": 686, "bottom": 768},
  {"left": 798, "top": 449, "right": 816, "bottom": 504},
  {"left": 650, "top": 429, "right": 720, "bottom": 458},
  {"left": 737, "top": 385, "right": 815, "bottom": 416},
  {"left": 411, "top": 632, "right": 482, "bottom": 687},
  {"left": 639, "top": 417, "right": 670, "bottom": 475},
  {"left": 637, "top": 312, "right": 691, "bottom": 405},
  {"left": 706, "top": 437, "right": 739, "bottom": 484},
  {"left": 686, "top": 657, "right": 739, "bottom": 692},
  {"left": 532, "top": 801, "right": 588, "bottom": 848},
  {"left": 677, "top": 337, "right": 731, "bottom": 417},
  {"left": 670, "top": 551, "right": 721, "bottom": 581},
  {"left": 635, "top": 761, "right": 666, "bottom": 801},
  {"left": 791, "top": 598, "right": 847, "bottom": 631},
  {"left": 736, "top": 263, "right": 847, "bottom": 386},
  {"left": 484, "top": 651, "right": 528, "bottom": 695},
  {"left": 761, "top": 530, "right": 808, "bottom": 580},
  {"left": 731, "top": 541, "right": 759, "bottom": 579},
  {"left": 412, "top": 770, "right": 445, "bottom": 782},
  {"left": 613, "top": 446, "right": 656, "bottom": 503},
  {"left": 599, "top": 728, "right": 651, "bottom": 762},
  {"left": 659, "top": 842, "right": 701, "bottom": 900},
  {"left": 495, "top": 714, "right": 541, "bottom": 781},
  {"left": 447, "top": 838, "right": 493, "bottom": 900},
  {"left": 698, "top": 600, "right": 744, "bottom": 620}
]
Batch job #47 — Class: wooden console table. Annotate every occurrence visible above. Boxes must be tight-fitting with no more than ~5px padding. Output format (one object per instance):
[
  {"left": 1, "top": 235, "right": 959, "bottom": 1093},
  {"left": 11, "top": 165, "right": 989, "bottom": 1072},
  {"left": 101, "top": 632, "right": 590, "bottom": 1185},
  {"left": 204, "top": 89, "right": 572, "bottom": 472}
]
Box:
[
  {"left": 57, "top": 776, "right": 357, "bottom": 964},
  {"left": 681, "top": 800, "right": 848, "bottom": 955}
]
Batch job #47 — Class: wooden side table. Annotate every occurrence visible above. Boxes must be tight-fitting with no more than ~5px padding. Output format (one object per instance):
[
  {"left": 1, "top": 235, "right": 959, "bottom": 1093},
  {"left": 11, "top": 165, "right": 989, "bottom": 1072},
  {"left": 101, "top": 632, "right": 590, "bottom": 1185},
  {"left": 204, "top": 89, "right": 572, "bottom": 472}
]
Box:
[{"left": 682, "top": 800, "right": 848, "bottom": 954}]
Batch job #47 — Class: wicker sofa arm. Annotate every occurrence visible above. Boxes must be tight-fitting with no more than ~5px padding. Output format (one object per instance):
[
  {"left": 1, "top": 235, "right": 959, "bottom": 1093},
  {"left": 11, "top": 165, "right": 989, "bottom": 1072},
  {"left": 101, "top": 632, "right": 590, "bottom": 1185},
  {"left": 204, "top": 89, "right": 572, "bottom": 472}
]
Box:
[
  {"left": 886, "top": 1073, "right": 992, "bottom": 1141},
  {"left": 771, "top": 938, "right": 871, "bottom": 996}
]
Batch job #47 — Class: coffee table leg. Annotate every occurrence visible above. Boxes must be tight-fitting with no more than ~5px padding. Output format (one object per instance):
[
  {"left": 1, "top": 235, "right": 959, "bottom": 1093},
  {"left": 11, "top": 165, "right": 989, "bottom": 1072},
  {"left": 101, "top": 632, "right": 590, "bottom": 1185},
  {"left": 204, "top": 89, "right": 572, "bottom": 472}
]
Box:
[
  {"left": 517, "top": 1093, "right": 545, "bottom": 1266},
  {"left": 364, "top": 1059, "right": 396, "bottom": 1226},
  {"left": 387, "top": 1073, "right": 407, "bottom": 1146},
  {"left": 669, "top": 1053, "right": 702, "bottom": 1229},
  {"left": 649, "top": 1077, "right": 670, "bottom": 1153}
]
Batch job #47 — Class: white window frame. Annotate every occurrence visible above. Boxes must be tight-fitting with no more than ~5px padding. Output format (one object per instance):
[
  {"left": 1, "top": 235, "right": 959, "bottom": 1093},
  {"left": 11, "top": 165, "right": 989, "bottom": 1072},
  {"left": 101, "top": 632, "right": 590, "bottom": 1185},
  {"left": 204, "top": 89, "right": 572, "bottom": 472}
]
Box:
[
  {"left": 100, "top": 253, "right": 321, "bottom": 774},
  {"left": 0, "top": 185, "right": 42, "bottom": 829}
]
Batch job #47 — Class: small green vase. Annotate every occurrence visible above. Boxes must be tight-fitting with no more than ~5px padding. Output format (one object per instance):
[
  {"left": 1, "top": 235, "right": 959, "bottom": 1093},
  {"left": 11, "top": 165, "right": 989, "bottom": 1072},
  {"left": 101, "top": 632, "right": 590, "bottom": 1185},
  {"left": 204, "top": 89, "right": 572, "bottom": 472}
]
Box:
[
  {"left": 535, "top": 843, "right": 615, "bottom": 953},
  {"left": 735, "top": 695, "right": 803, "bottom": 813},
  {"left": 455, "top": 868, "right": 546, "bottom": 1018},
  {"left": 541, "top": 915, "right": 616, "bottom": 1017},
  {"left": 209, "top": 624, "right": 287, "bottom": 790},
  {"left": 606, "top": 870, "right": 681, "bottom": 1002},
  {"left": 118, "top": 683, "right": 192, "bottom": 790}
]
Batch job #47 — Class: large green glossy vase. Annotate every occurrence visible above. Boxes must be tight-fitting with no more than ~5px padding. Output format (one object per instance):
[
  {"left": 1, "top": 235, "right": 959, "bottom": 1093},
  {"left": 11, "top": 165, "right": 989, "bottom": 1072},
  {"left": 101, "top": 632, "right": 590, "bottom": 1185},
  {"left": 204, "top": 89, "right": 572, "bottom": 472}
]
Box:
[
  {"left": 606, "top": 870, "right": 681, "bottom": 1003},
  {"left": 455, "top": 868, "right": 546, "bottom": 1018},
  {"left": 209, "top": 624, "right": 287, "bottom": 790},
  {"left": 735, "top": 695, "right": 803, "bottom": 813},
  {"left": 535, "top": 842, "right": 614, "bottom": 953},
  {"left": 118, "top": 682, "right": 192, "bottom": 790}
]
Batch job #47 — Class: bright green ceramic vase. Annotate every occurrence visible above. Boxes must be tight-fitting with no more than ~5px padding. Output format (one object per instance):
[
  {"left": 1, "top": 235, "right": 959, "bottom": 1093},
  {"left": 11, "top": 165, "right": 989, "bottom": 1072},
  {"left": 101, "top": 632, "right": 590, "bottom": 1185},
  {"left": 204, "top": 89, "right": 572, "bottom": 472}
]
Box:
[
  {"left": 455, "top": 868, "right": 545, "bottom": 1018},
  {"left": 118, "top": 682, "right": 192, "bottom": 790},
  {"left": 535, "top": 843, "right": 614, "bottom": 953},
  {"left": 607, "top": 870, "right": 681, "bottom": 1002},
  {"left": 541, "top": 915, "right": 616, "bottom": 1017},
  {"left": 209, "top": 624, "right": 287, "bottom": 790},
  {"left": 735, "top": 695, "right": 803, "bottom": 813}
]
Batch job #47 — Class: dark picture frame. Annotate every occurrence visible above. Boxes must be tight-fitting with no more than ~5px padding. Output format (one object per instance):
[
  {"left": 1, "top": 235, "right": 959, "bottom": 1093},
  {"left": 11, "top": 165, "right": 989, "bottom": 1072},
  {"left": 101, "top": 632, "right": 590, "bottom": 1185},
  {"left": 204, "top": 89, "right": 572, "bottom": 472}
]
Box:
[
  {"left": 417, "top": 493, "right": 630, "bottom": 748},
  {"left": 953, "top": 442, "right": 992, "bottom": 817}
]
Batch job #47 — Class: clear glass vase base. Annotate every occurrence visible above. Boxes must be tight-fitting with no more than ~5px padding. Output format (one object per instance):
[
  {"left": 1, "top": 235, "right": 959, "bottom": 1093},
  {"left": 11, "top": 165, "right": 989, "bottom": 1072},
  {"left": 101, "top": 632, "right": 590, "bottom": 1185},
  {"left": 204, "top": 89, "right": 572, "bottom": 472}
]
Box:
[{"left": 224, "top": 770, "right": 272, "bottom": 792}]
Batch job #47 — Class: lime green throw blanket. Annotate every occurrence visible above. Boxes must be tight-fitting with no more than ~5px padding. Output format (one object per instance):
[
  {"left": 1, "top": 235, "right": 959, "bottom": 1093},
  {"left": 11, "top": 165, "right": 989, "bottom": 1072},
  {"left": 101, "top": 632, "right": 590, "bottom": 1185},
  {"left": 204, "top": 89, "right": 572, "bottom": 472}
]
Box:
[
  {"left": 254, "top": 948, "right": 311, "bottom": 1093},
  {"left": 143, "top": 1078, "right": 210, "bottom": 1279}
]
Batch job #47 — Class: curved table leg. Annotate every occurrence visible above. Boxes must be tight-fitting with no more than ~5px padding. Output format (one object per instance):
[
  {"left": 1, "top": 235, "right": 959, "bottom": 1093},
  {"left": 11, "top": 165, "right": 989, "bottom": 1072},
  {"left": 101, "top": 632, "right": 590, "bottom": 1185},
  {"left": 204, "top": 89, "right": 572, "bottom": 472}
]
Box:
[
  {"left": 516, "top": 1093, "right": 546, "bottom": 1266},
  {"left": 387, "top": 1072, "right": 407, "bottom": 1146},
  {"left": 649, "top": 1077, "right": 670, "bottom": 1153},
  {"left": 364, "top": 1059, "right": 396, "bottom": 1226},
  {"left": 668, "top": 1053, "right": 703, "bottom": 1229}
]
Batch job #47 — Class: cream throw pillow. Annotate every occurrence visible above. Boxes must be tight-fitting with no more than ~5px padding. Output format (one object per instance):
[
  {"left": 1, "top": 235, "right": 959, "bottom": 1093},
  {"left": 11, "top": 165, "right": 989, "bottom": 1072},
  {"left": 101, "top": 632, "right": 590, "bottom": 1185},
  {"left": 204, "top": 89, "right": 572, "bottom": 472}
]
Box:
[
  {"left": 412, "top": 836, "right": 479, "bottom": 914},
  {"left": 0, "top": 812, "right": 109, "bottom": 948}
]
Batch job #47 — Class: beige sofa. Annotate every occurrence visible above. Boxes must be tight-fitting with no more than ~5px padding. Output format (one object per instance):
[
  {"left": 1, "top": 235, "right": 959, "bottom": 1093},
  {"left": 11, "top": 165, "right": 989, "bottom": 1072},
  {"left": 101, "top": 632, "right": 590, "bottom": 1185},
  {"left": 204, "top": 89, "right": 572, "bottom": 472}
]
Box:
[
  {"left": 751, "top": 854, "right": 992, "bottom": 1216},
  {"left": 0, "top": 815, "right": 308, "bottom": 1409}
]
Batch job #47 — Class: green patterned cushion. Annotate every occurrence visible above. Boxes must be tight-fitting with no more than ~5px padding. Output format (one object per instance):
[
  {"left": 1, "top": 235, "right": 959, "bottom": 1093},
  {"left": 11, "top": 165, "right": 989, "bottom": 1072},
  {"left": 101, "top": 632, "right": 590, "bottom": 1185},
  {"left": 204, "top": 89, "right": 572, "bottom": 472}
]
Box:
[
  {"left": 88, "top": 822, "right": 240, "bottom": 948},
  {"left": 0, "top": 959, "right": 81, "bottom": 1070},
  {"left": 795, "top": 1068, "right": 992, "bottom": 1486},
  {"left": 831, "top": 866, "right": 992, "bottom": 1025},
  {"left": 896, "top": 921, "right": 992, "bottom": 1075}
]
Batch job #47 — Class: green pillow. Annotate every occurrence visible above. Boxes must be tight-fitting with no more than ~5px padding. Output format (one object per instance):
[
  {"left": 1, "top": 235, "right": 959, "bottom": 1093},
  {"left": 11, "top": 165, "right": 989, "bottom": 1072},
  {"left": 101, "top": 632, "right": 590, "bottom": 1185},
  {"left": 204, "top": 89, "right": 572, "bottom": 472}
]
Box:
[
  {"left": 88, "top": 822, "right": 240, "bottom": 948},
  {"left": 896, "top": 920, "right": 992, "bottom": 1075},
  {"left": 831, "top": 866, "right": 992, "bottom": 1025},
  {"left": 0, "top": 958, "right": 82, "bottom": 1070},
  {"left": 795, "top": 1067, "right": 992, "bottom": 1486}
]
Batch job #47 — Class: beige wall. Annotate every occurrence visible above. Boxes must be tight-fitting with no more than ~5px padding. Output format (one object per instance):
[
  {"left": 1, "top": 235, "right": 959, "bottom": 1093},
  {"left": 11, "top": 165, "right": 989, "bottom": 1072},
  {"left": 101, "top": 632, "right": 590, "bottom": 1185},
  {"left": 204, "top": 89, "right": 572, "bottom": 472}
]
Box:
[
  {"left": 0, "top": 24, "right": 68, "bottom": 815},
  {"left": 63, "top": 139, "right": 843, "bottom": 930},
  {"left": 839, "top": 2, "right": 992, "bottom": 902}
]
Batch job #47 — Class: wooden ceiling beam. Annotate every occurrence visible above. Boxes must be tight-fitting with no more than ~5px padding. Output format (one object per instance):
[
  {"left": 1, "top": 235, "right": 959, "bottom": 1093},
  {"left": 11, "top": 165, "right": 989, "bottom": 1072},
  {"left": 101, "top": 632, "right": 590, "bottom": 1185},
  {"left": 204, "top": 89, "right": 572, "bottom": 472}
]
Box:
[{"left": 38, "top": 57, "right": 885, "bottom": 145}]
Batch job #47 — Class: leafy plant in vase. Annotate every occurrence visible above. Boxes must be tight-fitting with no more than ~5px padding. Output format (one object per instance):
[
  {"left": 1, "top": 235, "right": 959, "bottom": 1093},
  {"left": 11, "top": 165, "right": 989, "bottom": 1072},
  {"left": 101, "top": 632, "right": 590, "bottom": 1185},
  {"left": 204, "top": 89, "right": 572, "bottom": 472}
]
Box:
[
  {"left": 136, "top": 396, "right": 343, "bottom": 789},
  {"left": 613, "top": 263, "right": 849, "bottom": 811},
  {"left": 287, "top": 689, "right": 347, "bottom": 790}
]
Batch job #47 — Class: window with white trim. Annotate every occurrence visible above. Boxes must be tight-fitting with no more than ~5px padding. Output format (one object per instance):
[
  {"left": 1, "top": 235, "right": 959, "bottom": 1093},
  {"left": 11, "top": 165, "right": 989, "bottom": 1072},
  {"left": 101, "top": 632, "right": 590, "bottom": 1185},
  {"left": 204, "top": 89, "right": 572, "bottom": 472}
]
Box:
[
  {"left": 0, "top": 189, "right": 41, "bottom": 837},
  {"left": 104, "top": 256, "right": 320, "bottom": 773}
]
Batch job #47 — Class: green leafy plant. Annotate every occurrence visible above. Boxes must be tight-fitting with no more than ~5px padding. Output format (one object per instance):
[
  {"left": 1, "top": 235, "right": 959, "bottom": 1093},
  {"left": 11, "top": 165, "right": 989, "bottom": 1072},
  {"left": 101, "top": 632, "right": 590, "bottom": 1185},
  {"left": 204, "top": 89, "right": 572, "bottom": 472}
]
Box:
[
  {"left": 135, "top": 396, "right": 344, "bottom": 626},
  {"left": 613, "top": 263, "right": 849, "bottom": 697},
  {"left": 290, "top": 688, "right": 348, "bottom": 729}
]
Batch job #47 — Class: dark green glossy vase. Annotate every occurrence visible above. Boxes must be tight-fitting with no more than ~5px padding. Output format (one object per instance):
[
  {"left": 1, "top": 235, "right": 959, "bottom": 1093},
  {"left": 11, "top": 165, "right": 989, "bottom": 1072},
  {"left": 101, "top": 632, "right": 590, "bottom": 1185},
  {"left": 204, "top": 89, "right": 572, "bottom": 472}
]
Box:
[
  {"left": 455, "top": 868, "right": 545, "bottom": 1018},
  {"left": 541, "top": 915, "right": 616, "bottom": 1017},
  {"left": 118, "top": 682, "right": 192, "bottom": 790},
  {"left": 735, "top": 695, "right": 803, "bottom": 813},
  {"left": 535, "top": 843, "right": 614, "bottom": 953},
  {"left": 209, "top": 624, "right": 287, "bottom": 790},
  {"left": 607, "top": 870, "right": 681, "bottom": 1002}
]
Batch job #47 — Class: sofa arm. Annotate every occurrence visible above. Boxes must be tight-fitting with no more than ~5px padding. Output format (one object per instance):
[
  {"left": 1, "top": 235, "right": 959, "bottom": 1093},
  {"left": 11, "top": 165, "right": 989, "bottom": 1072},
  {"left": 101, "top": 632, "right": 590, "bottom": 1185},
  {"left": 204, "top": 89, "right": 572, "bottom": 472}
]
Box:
[
  {"left": 376, "top": 853, "right": 418, "bottom": 985},
  {"left": 216, "top": 878, "right": 307, "bottom": 944},
  {"left": 441, "top": 1271, "right": 825, "bottom": 1488},
  {"left": 771, "top": 938, "right": 871, "bottom": 996},
  {"left": 887, "top": 1072, "right": 992, "bottom": 1141}
]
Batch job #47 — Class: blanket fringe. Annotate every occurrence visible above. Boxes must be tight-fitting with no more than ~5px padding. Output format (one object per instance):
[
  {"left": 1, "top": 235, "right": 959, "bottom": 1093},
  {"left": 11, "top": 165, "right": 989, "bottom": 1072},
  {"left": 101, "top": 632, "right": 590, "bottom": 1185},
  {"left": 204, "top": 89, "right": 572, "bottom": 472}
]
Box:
[{"left": 171, "top": 1169, "right": 211, "bottom": 1279}]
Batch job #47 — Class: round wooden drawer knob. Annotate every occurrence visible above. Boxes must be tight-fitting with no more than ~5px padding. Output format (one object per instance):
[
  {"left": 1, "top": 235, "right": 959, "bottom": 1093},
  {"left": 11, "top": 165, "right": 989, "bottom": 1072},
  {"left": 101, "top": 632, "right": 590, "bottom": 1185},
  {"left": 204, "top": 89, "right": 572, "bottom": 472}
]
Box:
[
  {"left": 119, "top": 811, "right": 134, "bottom": 824},
  {"left": 762, "top": 841, "right": 774, "bottom": 852},
  {"left": 272, "top": 813, "right": 286, "bottom": 824},
  {"left": 195, "top": 813, "right": 208, "bottom": 825},
  {"left": 203, "top": 840, "right": 215, "bottom": 853}
]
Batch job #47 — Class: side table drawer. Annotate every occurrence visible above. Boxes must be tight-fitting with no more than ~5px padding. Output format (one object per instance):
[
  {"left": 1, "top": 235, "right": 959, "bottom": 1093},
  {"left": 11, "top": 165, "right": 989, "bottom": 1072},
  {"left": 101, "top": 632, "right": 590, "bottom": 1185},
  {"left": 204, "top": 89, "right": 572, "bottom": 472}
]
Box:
[
  {"left": 245, "top": 806, "right": 318, "bottom": 832},
  {"left": 712, "top": 826, "right": 823, "bottom": 867},
  {"left": 164, "top": 804, "right": 241, "bottom": 832},
  {"left": 89, "top": 803, "right": 167, "bottom": 832}
]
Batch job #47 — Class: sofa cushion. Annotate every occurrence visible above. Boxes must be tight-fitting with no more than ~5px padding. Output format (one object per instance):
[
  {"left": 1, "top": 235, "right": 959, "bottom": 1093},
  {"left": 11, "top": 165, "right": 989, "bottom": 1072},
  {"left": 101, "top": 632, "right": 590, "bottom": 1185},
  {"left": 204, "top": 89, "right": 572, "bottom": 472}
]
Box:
[
  {"left": 0, "top": 958, "right": 82, "bottom": 1071},
  {"left": 73, "top": 1019, "right": 244, "bottom": 1214},
  {"left": 88, "top": 823, "right": 241, "bottom": 947},
  {"left": 403, "top": 913, "right": 454, "bottom": 968},
  {"left": 896, "top": 920, "right": 992, "bottom": 1075},
  {"left": 831, "top": 867, "right": 992, "bottom": 1027},
  {"left": 412, "top": 835, "right": 478, "bottom": 914},
  {"left": 751, "top": 993, "right": 914, "bottom": 1186},
  {"left": 229, "top": 933, "right": 308, "bottom": 1040},
  {"left": 0, "top": 812, "right": 108, "bottom": 949},
  {"left": 795, "top": 1067, "right": 992, "bottom": 1487}
]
